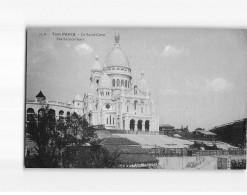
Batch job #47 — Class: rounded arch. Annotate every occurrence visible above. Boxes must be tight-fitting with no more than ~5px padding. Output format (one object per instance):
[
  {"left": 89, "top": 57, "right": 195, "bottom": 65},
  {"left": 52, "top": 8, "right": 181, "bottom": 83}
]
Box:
[
  {"left": 38, "top": 108, "right": 45, "bottom": 121},
  {"left": 27, "top": 108, "right": 34, "bottom": 113},
  {"left": 112, "top": 79, "right": 115, "bottom": 87},
  {"left": 137, "top": 120, "right": 143, "bottom": 131},
  {"left": 117, "top": 79, "right": 120, "bottom": 87},
  {"left": 145, "top": 120, "right": 150, "bottom": 131},
  {"left": 59, "top": 110, "right": 64, "bottom": 119},
  {"left": 125, "top": 80, "right": 127, "bottom": 87},
  {"left": 27, "top": 108, "right": 35, "bottom": 121},
  {"left": 130, "top": 119, "right": 135, "bottom": 131},
  {"left": 134, "top": 100, "right": 138, "bottom": 110}
]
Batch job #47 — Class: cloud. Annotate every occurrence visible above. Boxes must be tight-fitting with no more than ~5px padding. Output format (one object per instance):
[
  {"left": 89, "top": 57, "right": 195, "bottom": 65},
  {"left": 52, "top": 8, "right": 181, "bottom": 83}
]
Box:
[
  {"left": 206, "top": 78, "right": 233, "bottom": 92},
  {"left": 74, "top": 43, "right": 93, "bottom": 56},
  {"left": 160, "top": 45, "right": 184, "bottom": 58}
]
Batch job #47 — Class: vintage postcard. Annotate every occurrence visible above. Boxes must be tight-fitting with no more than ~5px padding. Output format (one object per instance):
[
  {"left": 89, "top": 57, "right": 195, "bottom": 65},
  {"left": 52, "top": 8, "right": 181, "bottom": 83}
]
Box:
[{"left": 25, "top": 27, "right": 246, "bottom": 169}]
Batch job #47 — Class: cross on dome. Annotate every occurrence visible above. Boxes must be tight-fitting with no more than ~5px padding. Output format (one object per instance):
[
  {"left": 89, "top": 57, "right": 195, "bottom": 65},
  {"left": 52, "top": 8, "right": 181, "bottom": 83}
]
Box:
[{"left": 115, "top": 31, "right": 120, "bottom": 44}]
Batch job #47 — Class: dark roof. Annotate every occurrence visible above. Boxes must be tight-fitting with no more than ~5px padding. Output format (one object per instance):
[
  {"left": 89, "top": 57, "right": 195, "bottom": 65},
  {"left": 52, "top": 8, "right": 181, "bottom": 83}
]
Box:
[
  {"left": 117, "top": 154, "right": 158, "bottom": 164},
  {"left": 100, "top": 137, "right": 139, "bottom": 146},
  {"left": 159, "top": 124, "right": 175, "bottom": 129},
  {"left": 99, "top": 136, "right": 158, "bottom": 165},
  {"left": 36, "top": 91, "right": 45, "bottom": 98},
  {"left": 103, "top": 145, "right": 147, "bottom": 154}
]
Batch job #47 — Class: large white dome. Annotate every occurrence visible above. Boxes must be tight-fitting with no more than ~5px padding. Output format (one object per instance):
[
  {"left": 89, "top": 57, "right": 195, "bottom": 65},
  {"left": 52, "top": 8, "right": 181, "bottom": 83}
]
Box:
[{"left": 105, "top": 32, "right": 130, "bottom": 69}]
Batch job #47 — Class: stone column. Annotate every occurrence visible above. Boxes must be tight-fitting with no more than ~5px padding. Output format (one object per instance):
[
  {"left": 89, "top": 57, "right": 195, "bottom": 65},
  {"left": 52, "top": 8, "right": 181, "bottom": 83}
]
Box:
[
  {"left": 134, "top": 121, "right": 137, "bottom": 131},
  {"left": 149, "top": 120, "right": 153, "bottom": 132},
  {"left": 142, "top": 122, "right": 145, "bottom": 132},
  {"left": 125, "top": 118, "right": 130, "bottom": 131}
]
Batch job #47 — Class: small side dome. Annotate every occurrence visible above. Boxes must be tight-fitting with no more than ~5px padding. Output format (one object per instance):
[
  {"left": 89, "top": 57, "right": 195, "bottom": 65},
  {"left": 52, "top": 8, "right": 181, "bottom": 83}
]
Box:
[
  {"left": 99, "top": 72, "right": 112, "bottom": 88},
  {"left": 88, "top": 82, "right": 97, "bottom": 96},
  {"left": 92, "top": 55, "right": 102, "bottom": 71},
  {"left": 74, "top": 93, "right": 82, "bottom": 101}
]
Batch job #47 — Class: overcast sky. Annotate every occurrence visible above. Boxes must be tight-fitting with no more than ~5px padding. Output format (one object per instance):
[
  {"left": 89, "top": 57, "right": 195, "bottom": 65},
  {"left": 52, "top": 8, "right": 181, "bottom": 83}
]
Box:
[{"left": 26, "top": 27, "right": 247, "bottom": 130}]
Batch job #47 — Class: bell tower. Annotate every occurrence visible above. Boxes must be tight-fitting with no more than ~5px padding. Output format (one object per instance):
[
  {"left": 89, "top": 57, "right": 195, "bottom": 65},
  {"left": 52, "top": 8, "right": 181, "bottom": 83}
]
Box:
[{"left": 90, "top": 55, "right": 103, "bottom": 86}]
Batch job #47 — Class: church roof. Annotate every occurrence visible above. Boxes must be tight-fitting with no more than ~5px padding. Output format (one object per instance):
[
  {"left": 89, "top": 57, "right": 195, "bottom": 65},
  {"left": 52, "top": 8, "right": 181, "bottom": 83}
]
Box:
[
  {"left": 99, "top": 72, "right": 112, "bottom": 88},
  {"left": 74, "top": 93, "right": 82, "bottom": 101},
  {"left": 100, "top": 137, "right": 158, "bottom": 165},
  {"left": 36, "top": 91, "right": 45, "bottom": 98},
  {"left": 105, "top": 32, "right": 130, "bottom": 69}
]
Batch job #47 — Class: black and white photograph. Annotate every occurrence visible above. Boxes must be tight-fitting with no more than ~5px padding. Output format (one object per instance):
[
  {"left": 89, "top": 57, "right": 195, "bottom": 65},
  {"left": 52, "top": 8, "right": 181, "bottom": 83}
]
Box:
[
  {"left": 25, "top": 27, "right": 246, "bottom": 169},
  {"left": 2, "top": 0, "right": 247, "bottom": 192}
]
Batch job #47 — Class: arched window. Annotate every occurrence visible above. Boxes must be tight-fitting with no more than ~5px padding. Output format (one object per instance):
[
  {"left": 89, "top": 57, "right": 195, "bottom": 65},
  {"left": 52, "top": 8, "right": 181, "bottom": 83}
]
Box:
[
  {"left": 112, "top": 79, "right": 115, "bottom": 87},
  {"left": 127, "top": 105, "right": 129, "bottom": 112},
  {"left": 121, "top": 80, "right": 124, "bottom": 86},
  {"left": 106, "top": 117, "right": 108, "bottom": 125},
  {"left": 145, "top": 120, "right": 150, "bottom": 131},
  {"left": 117, "top": 79, "right": 120, "bottom": 87},
  {"left": 110, "top": 115, "right": 111, "bottom": 124},
  {"left": 134, "top": 85, "right": 137, "bottom": 94},
  {"left": 38, "top": 108, "right": 44, "bottom": 121},
  {"left": 59, "top": 110, "right": 64, "bottom": 119},
  {"left": 67, "top": 111, "right": 70, "bottom": 116},
  {"left": 113, "top": 117, "right": 114, "bottom": 125},
  {"left": 138, "top": 120, "right": 143, "bottom": 131},
  {"left": 128, "top": 81, "right": 130, "bottom": 88},
  {"left": 134, "top": 100, "right": 138, "bottom": 110},
  {"left": 130, "top": 119, "right": 135, "bottom": 131},
  {"left": 27, "top": 108, "right": 35, "bottom": 122},
  {"left": 141, "top": 107, "right": 143, "bottom": 113},
  {"left": 125, "top": 80, "right": 127, "bottom": 87}
]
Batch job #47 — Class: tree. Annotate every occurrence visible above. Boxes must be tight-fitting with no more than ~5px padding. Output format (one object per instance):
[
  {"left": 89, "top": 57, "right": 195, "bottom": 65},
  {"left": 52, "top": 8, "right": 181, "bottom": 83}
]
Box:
[
  {"left": 25, "top": 105, "right": 60, "bottom": 167},
  {"left": 25, "top": 106, "right": 117, "bottom": 168}
]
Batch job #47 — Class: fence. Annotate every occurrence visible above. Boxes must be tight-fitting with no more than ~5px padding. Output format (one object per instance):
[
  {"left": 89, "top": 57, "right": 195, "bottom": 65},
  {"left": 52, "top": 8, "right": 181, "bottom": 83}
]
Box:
[
  {"left": 146, "top": 148, "right": 246, "bottom": 157},
  {"left": 197, "top": 149, "right": 246, "bottom": 156}
]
